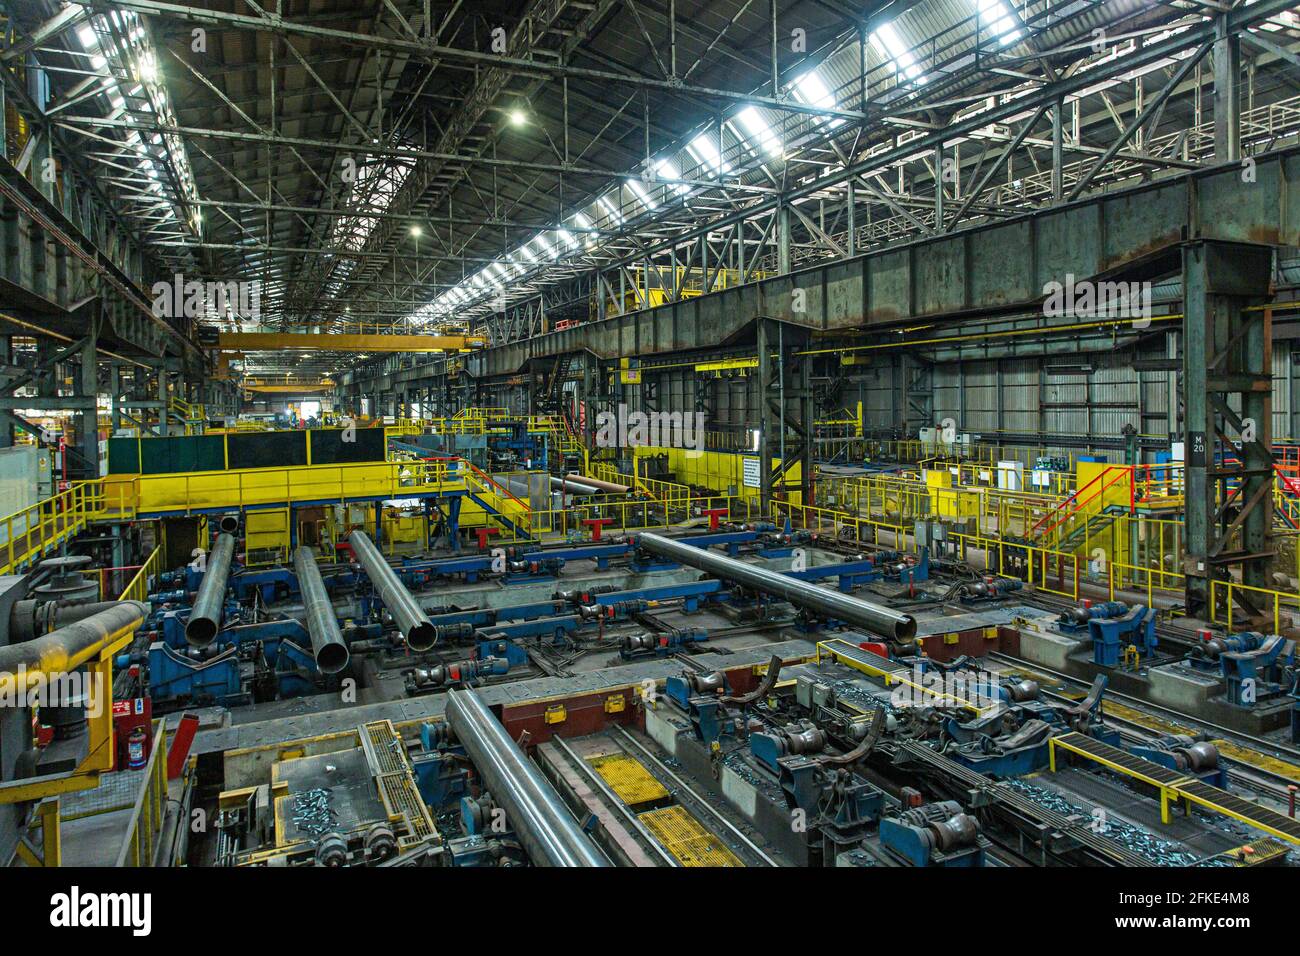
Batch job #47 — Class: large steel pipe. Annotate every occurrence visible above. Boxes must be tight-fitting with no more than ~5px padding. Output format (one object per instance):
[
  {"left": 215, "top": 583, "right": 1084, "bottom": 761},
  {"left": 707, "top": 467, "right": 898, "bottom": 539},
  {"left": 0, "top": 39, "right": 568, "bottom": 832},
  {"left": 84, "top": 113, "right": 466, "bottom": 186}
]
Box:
[
  {"left": 635, "top": 531, "right": 917, "bottom": 642},
  {"left": 293, "top": 547, "right": 350, "bottom": 674},
  {"left": 445, "top": 688, "right": 610, "bottom": 867},
  {"left": 549, "top": 476, "right": 600, "bottom": 495},
  {"left": 565, "top": 473, "right": 627, "bottom": 494},
  {"left": 0, "top": 601, "right": 148, "bottom": 693},
  {"left": 185, "top": 532, "right": 236, "bottom": 648},
  {"left": 348, "top": 530, "right": 437, "bottom": 650}
]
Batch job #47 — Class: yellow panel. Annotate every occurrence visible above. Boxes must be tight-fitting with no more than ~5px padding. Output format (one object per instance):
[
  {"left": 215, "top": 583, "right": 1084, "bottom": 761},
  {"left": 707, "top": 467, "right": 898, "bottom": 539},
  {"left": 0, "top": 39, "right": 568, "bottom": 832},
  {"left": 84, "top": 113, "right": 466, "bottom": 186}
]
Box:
[
  {"left": 638, "top": 805, "right": 743, "bottom": 867},
  {"left": 587, "top": 753, "right": 669, "bottom": 807},
  {"left": 1076, "top": 461, "right": 1132, "bottom": 512}
]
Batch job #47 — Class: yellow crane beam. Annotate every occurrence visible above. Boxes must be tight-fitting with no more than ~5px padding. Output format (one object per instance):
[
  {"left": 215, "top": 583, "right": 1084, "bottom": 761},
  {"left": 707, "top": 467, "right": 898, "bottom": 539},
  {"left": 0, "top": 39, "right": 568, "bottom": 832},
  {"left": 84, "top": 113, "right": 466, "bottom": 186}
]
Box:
[
  {"left": 216, "top": 332, "right": 487, "bottom": 353},
  {"left": 244, "top": 385, "right": 333, "bottom": 394}
]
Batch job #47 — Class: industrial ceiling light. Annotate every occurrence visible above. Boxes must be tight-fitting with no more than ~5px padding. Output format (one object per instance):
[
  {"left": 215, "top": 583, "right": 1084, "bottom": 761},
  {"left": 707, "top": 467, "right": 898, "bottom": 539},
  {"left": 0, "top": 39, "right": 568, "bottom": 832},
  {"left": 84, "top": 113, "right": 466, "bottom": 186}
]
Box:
[
  {"left": 410, "top": 225, "right": 422, "bottom": 237},
  {"left": 509, "top": 109, "right": 527, "bottom": 127}
]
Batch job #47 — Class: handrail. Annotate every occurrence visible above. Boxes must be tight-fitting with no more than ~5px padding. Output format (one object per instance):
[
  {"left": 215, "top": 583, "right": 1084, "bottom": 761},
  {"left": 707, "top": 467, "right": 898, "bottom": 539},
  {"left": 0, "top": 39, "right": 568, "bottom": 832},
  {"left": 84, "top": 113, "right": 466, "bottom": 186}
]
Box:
[
  {"left": 454, "top": 457, "right": 532, "bottom": 517},
  {"left": 117, "top": 546, "right": 163, "bottom": 602},
  {"left": 1031, "top": 465, "right": 1132, "bottom": 540},
  {"left": 114, "top": 722, "right": 170, "bottom": 867}
]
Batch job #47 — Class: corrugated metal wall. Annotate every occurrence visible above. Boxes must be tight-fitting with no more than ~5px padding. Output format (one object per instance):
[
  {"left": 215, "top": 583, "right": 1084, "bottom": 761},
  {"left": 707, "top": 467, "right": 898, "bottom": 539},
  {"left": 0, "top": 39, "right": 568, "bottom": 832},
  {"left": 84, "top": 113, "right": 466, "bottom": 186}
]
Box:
[{"left": 616, "top": 339, "right": 1300, "bottom": 457}]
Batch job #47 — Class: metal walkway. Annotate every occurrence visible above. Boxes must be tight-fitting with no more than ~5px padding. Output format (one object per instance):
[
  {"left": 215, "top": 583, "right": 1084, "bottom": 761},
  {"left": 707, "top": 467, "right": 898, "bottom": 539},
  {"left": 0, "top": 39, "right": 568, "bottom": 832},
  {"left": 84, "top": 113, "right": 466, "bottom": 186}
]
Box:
[{"left": 1049, "top": 732, "right": 1300, "bottom": 844}]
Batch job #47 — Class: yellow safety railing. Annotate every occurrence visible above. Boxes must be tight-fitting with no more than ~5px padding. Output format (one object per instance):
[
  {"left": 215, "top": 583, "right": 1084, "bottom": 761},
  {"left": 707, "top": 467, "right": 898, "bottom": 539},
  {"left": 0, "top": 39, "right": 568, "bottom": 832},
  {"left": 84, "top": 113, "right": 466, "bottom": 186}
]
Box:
[
  {"left": 773, "top": 498, "right": 1086, "bottom": 600},
  {"left": 128, "top": 458, "right": 464, "bottom": 515},
  {"left": 479, "top": 493, "right": 765, "bottom": 544},
  {"left": 0, "top": 480, "right": 133, "bottom": 577},
  {"left": 1107, "top": 561, "right": 1185, "bottom": 613},
  {"left": 116, "top": 546, "right": 163, "bottom": 602},
  {"left": 591, "top": 462, "right": 691, "bottom": 507},
  {"left": 1209, "top": 580, "right": 1300, "bottom": 635},
  {"left": 114, "top": 722, "right": 170, "bottom": 867}
]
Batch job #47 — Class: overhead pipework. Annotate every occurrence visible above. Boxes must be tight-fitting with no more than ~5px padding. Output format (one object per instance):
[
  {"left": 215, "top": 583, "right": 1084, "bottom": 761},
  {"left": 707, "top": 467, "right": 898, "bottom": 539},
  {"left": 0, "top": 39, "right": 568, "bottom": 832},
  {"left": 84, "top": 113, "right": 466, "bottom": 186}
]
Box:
[
  {"left": 0, "top": 601, "right": 149, "bottom": 685},
  {"left": 184, "top": 532, "right": 237, "bottom": 648},
  {"left": 292, "top": 547, "right": 351, "bottom": 675},
  {"left": 444, "top": 688, "right": 611, "bottom": 868},
  {"left": 348, "top": 530, "right": 437, "bottom": 650},
  {"left": 634, "top": 531, "right": 916, "bottom": 642}
]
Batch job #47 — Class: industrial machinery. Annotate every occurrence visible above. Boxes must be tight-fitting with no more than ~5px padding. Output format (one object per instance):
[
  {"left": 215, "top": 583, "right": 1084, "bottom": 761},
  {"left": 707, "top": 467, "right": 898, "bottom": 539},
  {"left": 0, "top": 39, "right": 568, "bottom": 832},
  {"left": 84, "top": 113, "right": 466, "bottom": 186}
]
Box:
[
  {"left": 1059, "top": 601, "right": 1158, "bottom": 667},
  {"left": 879, "top": 799, "right": 987, "bottom": 867}
]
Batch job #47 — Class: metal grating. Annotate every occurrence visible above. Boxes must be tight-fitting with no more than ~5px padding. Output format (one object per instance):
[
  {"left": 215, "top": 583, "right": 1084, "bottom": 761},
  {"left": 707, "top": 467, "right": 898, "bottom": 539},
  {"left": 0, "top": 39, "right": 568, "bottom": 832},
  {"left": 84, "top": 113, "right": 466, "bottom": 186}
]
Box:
[
  {"left": 1179, "top": 779, "right": 1300, "bottom": 844},
  {"left": 1054, "top": 732, "right": 1300, "bottom": 845},
  {"left": 1227, "top": 837, "right": 1291, "bottom": 866},
  {"left": 817, "top": 638, "right": 908, "bottom": 676},
  {"left": 587, "top": 753, "right": 670, "bottom": 807},
  {"left": 638, "top": 806, "right": 744, "bottom": 867},
  {"left": 360, "top": 720, "right": 440, "bottom": 848},
  {"left": 1052, "top": 732, "right": 1189, "bottom": 786},
  {"left": 362, "top": 720, "right": 407, "bottom": 775}
]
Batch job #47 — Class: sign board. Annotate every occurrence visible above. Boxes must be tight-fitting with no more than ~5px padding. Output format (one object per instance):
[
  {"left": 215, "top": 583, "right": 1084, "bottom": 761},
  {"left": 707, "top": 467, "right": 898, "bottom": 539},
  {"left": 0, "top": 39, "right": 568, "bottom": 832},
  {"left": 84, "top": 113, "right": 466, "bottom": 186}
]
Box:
[
  {"left": 619, "top": 370, "right": 641, "bottom": 384},
  {"left": 1187, "top": 431, "right": 1207, "bottom": 467},
  {"left": 742, "top": 456, "right": 761, "bottom": 488}
]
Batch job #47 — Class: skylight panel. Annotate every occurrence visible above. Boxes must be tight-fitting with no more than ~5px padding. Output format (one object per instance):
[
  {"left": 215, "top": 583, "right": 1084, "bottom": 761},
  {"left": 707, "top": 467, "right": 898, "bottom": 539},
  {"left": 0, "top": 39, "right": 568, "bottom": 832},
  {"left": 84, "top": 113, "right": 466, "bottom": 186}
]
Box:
[
  {"left": 687, "top": 133, "right": 730, "bottom": 176},
  {"left": 597, "top": 195, "right": 624, "bottom": 225},
  {"left": 974, "top": 0, "right": 1022, "bottom": 45},
  {"left": 792, "top": 72, "right": 845, "bottom": 129},
  {"left": 627, "top": 178, "right": 658, "bottom": 210},
  {"left": 736, "top": 107, "right": 782, "bottom": 157},
  {"left": 870, "top": 23, "right": 924, "bottom": 83},
  {"left": 654, "top": 159, "right": 691, "bottom": 196},
  {"left": 572, "top": 212, "right": 597, "bottom": 248}
]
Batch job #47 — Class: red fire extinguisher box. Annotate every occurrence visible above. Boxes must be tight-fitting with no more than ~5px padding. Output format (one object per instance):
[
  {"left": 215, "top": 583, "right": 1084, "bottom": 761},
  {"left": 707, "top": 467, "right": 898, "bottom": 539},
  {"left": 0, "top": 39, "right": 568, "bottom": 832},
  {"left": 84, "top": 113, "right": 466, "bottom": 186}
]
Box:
[{"left": 112, "top": 697, "right": 153, "bottom": 769}]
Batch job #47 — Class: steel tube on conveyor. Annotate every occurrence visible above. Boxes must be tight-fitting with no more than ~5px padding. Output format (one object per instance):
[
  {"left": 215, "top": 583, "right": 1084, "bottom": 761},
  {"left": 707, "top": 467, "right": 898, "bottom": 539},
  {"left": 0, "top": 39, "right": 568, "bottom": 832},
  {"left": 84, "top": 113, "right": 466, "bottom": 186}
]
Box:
[
  {"left": 635, "top": 531, "right": 917, "bottom": 642},
  {"left": 347, "top": 530, "right": 437, "bottom": 650},
  {"left": 292, "top": 547, "right": 351, "bottom": 674},
  {"left": 565, "top": 473, "right": 628, "bottom": 494},
  {"left": 549, "top": 476, "right": 600, "bottom": 495},
  {"left": 184, "top": 532, "right": 236, "bottom": 648},
  {"left": 445, "top": 688, "right": 610, "bottom": 868}
]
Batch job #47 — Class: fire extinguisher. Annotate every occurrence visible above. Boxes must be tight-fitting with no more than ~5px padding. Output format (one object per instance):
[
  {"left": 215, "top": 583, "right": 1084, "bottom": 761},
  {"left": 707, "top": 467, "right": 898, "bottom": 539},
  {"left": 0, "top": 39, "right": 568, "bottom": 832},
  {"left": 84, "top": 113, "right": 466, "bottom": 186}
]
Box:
[{"left": 127, "top": 727, "right": 148, "bottom": 769}]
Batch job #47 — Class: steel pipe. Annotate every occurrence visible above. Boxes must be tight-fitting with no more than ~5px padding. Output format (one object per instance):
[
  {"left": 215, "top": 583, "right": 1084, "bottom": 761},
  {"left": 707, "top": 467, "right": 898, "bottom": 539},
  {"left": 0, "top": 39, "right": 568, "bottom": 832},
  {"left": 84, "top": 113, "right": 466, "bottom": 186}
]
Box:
[
  {"left": 549, "top": 475, "right": 600, "bottom": 495},
  {"left": 293, "top": 547, "right": 350, "bottom": 674},
  {"left": 185, "top": 532, "right": 236, "bottom": 648},
  {"left": 348, "top": 530, "right": 436, "bottom": 650},
  {"left": 0, "top": 601, "right": 148, "bottom": 692},
  {"left": 565, "top": 473, "right": 627, "bottom": 494},
  {"left": 445, "top": 688, "right": 610, "bottom": 867},
  {"left": 635, "top": 531, "right": 916, "bottom": 642}
]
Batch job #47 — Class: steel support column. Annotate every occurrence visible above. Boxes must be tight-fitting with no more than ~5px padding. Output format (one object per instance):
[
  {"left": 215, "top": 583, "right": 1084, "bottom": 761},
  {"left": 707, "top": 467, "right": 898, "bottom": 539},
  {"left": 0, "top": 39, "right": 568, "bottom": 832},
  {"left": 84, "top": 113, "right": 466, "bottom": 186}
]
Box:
[
  {"left": 1214, "top": 15, "right": 1241, "bottom": 163},
  {"left": 757, "top": 317, "right": 773, "bottom": 507},
  {"left": 1182, "top": 240, "right": 1274, "bottom": 619}
]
